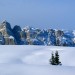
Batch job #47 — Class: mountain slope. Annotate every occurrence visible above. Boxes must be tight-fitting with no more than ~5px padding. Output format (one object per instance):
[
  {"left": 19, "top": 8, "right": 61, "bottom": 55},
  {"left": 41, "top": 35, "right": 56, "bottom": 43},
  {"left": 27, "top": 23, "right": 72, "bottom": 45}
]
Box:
[{"left": 0, "top": 20, "right": 75, "bottom": 46}]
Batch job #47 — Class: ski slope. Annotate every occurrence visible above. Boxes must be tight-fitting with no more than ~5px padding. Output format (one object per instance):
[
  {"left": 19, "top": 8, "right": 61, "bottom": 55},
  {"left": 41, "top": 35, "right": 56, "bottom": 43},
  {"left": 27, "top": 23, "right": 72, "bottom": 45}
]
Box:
[{"left": 0, "top": 45, "right": 75, "bottom": 75}]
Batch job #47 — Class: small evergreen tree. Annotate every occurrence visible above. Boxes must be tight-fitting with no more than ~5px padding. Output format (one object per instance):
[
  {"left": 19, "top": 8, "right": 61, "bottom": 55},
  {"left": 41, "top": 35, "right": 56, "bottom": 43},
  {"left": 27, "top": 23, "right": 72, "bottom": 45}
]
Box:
[
  {"left": 50, "top": 51, "right": 62, "bottom": 65},
  {"left": 55, "top": 51, "right": 61, "bottom": 65},
  {"left": 50, "top": 52, "right": 55, "bottom": 65}
]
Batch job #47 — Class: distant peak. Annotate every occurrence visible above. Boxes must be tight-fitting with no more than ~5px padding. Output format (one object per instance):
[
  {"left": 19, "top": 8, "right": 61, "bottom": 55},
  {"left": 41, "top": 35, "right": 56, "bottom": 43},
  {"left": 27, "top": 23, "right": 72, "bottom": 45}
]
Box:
[
  {"left": 2, "top": 20, "right": 7, "bottom": 23},
  {"left": 0, "top": 20, "right": 11, "bottom": 30}
]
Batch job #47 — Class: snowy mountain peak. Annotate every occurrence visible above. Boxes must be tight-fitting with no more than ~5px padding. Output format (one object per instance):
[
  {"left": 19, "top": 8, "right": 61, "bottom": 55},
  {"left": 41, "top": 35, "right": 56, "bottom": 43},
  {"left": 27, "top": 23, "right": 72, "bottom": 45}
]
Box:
[{"left": 0, "top": 21, "right": 74, "bottom": 46}]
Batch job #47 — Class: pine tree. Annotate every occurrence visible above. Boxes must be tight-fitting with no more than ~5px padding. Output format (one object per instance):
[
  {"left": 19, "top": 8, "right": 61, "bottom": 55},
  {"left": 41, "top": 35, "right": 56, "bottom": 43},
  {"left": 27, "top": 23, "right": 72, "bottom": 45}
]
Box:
[
  {"left": 55, "top": 51, "right": 61, "bottom": 65},
  {"left": 50, "top": 52, "right": 55, "bottom": 65},
  {"left": 50, "top": 51, "right": 62, "bottom": 65}
]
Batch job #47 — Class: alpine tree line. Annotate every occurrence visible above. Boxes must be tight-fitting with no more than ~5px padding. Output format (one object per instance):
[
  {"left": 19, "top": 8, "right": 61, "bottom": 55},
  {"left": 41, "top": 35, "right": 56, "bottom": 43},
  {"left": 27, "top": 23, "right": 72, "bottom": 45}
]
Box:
[{"left": 50, "top": 51, "right": 62, "bottom": 65}]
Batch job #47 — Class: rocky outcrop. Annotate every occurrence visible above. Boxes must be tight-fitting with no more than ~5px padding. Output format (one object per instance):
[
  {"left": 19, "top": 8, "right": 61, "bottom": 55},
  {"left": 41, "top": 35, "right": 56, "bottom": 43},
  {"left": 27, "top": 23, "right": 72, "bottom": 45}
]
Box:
[
  {"left": 0, "top": 20, "right": 16, "bottom": 45},
  {"left": 0, "top": 20, "right": 75, "bottom": 46}
]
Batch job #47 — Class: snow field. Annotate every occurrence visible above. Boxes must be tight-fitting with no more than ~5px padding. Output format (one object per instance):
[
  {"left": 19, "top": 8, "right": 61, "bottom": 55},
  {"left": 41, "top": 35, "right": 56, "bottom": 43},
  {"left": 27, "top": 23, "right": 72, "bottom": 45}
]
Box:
[{"left": 0, "top": 45, "right": 75, "bottom": 75}]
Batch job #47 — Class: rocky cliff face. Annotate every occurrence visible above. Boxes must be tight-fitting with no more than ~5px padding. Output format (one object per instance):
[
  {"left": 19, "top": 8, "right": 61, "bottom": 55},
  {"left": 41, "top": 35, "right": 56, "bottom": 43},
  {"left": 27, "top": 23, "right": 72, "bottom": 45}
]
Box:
[
  {"left": 0, "top": 20, "right": 75, "bottom": 46},
  {"left": 0, "top": 20, "right": 16, "bottom": 45}
]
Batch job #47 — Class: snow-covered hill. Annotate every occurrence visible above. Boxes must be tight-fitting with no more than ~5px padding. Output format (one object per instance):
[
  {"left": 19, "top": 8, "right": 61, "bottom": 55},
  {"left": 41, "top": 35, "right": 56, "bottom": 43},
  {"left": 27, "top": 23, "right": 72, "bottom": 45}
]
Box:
[{"left": 0, "top": 45, "right": 75, "bottom": 75}]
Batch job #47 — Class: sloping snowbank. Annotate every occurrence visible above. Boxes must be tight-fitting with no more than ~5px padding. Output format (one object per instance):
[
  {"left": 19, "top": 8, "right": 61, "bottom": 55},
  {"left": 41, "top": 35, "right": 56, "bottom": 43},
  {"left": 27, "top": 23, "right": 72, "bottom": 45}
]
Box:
[{"left": 0, "top": 45, "right": 75, "bottom": 75}]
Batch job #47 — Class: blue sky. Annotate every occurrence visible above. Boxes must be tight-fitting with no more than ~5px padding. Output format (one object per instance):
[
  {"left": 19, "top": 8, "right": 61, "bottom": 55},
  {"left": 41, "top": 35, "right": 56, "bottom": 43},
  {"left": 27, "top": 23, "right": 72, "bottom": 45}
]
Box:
[{"left": 0, "top": 0, "right": 75, "bottom": 30}]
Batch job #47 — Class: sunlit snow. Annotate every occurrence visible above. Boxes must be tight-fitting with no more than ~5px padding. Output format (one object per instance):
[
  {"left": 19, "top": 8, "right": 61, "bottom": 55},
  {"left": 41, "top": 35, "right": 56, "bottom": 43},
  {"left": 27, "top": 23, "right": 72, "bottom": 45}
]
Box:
[{"left": 0, "top": 45, "right": 75, "bottom": 75}]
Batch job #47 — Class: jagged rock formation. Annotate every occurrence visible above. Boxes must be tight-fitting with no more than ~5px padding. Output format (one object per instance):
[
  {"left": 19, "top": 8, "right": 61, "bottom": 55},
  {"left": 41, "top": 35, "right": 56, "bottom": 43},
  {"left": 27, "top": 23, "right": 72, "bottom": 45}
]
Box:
[
  {"left": 0, "top": 20, "right": 16, "bottom": 45},
  {"left": 0, "top": 20, "right": 75, "bottom": 46}
]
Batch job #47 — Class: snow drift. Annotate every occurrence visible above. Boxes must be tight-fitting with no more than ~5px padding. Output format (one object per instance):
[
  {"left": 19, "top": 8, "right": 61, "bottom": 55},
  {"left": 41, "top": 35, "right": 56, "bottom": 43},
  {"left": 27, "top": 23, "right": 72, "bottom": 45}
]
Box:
[{"left": 0, "top": 45, "right": 75, "bottom": 75}]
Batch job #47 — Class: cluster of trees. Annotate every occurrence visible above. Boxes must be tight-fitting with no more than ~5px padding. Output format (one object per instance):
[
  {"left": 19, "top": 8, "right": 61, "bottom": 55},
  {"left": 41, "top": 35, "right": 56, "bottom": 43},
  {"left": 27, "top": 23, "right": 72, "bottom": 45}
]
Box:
[{"left": 50, "top": 51, "right": 62, "bottom": 65}]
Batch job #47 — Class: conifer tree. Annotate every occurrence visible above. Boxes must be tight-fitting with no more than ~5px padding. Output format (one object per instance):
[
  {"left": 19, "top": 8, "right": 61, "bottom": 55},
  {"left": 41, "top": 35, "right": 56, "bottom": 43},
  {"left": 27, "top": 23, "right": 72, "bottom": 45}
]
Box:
[
  {"left": 50, "top": 52, "right": 55, "bottom": 65},
  {"left": 55, "top": 51, "right": 60, "bottom": 65},
  {"left": 50, "top": 51, "right": 62, "bottom": 65}
]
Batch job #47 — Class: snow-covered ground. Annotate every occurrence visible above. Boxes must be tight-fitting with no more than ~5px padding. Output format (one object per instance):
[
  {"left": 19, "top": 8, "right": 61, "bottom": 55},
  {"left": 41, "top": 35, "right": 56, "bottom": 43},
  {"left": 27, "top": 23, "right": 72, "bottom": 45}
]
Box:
[{"left": 0, "top": 45, "right": 75, "bottom": 75}]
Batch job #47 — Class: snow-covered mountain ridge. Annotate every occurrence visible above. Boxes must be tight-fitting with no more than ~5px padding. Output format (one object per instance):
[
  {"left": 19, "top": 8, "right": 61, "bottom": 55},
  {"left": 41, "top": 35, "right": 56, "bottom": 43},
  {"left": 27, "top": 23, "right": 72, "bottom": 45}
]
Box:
[{"left": 0, "top": 20, "right": 75, "bottom": 46}]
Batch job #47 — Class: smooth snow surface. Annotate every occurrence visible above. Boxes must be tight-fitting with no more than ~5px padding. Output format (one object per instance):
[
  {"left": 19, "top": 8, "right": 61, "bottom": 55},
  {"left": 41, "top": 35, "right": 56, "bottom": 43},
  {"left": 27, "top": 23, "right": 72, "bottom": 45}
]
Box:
[{"left": 0, "top": 45, "right": 75, "bottom": 75}]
